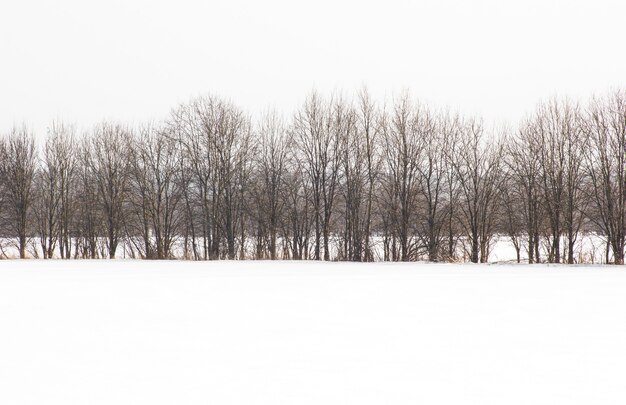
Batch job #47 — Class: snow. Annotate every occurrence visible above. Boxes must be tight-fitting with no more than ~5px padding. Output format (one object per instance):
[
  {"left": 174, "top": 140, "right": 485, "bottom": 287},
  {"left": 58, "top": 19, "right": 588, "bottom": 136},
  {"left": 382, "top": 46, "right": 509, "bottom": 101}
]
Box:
[
  {"left": 1, "top": 232, "right": 615, "bottom": 263},
  {"left": 1, "top": 260, "right": 625, "bottom": 404}
]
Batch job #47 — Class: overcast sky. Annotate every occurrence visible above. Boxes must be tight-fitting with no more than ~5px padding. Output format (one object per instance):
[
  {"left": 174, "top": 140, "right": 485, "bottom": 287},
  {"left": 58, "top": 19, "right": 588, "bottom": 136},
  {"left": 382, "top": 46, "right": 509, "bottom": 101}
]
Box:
[{"left": 1, "top": 0, "right": 625, "bottom": 137}]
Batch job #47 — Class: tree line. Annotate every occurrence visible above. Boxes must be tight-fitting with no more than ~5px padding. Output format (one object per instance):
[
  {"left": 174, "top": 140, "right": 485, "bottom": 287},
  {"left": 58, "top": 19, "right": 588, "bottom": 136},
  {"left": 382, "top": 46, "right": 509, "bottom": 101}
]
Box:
[{"left": 0, "top": 89, "right": 624, "bottom": 263}]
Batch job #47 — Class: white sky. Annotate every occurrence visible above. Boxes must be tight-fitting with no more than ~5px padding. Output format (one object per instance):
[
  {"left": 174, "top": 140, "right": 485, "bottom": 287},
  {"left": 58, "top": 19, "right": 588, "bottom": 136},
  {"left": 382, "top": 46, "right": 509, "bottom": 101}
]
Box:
[{"left": 1, "top": 0, "right": 625, "bottom": 137}]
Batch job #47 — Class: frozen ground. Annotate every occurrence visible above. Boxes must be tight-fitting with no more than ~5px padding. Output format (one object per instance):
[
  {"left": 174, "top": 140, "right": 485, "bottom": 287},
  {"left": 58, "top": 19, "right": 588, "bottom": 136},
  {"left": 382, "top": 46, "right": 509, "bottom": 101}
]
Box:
[{"left": 0, "top": 260, "right": 625, "bottom": 404}]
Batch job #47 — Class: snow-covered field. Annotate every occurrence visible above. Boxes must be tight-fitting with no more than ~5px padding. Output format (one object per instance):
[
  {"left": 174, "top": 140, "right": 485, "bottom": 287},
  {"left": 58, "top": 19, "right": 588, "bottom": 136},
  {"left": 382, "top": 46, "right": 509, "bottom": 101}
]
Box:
[{"left": 1, "top": 260, "right": 625, "bottom": 404}]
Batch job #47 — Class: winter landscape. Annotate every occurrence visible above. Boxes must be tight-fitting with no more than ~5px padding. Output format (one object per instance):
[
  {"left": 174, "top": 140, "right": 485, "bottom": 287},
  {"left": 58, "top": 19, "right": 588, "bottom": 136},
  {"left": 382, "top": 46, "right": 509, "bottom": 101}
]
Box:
[{"left": 2, "top": 0, "right": 626, "bottom": 403}]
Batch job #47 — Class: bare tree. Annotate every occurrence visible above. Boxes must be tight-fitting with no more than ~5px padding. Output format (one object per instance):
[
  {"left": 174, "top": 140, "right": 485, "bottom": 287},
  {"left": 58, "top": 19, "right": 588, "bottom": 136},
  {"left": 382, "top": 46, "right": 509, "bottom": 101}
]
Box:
[
  {"left": 171, "top": 95, "right": 252, "bottom": 260},
  {"left": 498, "top": 164, "right": 525, "bottom": 263},
  {"left": 251, "top": 110, "right": 290, "bottom": 259},
  {"left": 440, "top": 112, "right": 463, "bottom": 261},
  {"left": 0, "top": 126, "right": 37, "bottom": 258},
  {"left": 54, "top": 122, "right": 79, "bottom": 259},
  {"left": 506, "top": 120, "right": 544, "bottom": 263},
  {"left": 339, "top": 89, "right": 382, "bottom": 261},
  {"left": 170, "top": 100, "right": 211, "bottom": 259},
  {"left": 582, "top": 91, "right": 626, "bottom": 264},
  {"left": 31, "top": 121, "right": 78, "bottom": 259},
  {"left": 414, "top": 111, "right": 448, "bottom": 261},
  {"left": 127, "top": 125, "right": 184, "bottom": 259},
  {"left": 380, "top": 94, "right": 430, "bottom": 261},
  {"left": 208, "top": 101, "right": 253, "bottom": 259},
  {"left": 532, "top": 99, "right": 586, "bottom": 263},
  {"left": 86, "top": 123, "right": 132, "bottom": 259},
  {"left": 449, "top": 118, "right": 503, "bottom": 263},
  {"left": 293, "top": 92, "right": 342, "bottom": 260},
  {"left": 283, "top": 151, "right": 313, "bottom": 260},
  {"left": 357, "top": 89, "right": 382, "bottom": 262},
  {"left": 337, "top": 102, "right": 361, "bottom": 261},
  {"left": 33, "top": 136, "right": 60, "bottom": 258}
]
